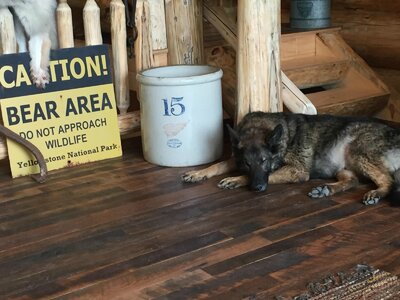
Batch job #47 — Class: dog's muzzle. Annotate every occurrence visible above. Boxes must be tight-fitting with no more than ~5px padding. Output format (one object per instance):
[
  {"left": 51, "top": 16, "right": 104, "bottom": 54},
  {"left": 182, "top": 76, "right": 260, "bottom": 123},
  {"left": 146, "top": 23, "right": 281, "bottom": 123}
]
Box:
[
  {"left": 252, "top": 183, "right": 267, "bottom": 192},
  {"left": 249, "top": 169, "right": 269, "bottom": 192}
]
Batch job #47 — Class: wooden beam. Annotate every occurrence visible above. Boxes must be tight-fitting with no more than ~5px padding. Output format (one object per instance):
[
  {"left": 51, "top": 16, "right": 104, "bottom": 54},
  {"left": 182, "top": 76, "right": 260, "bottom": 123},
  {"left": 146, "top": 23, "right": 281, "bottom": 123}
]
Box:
[
  {"left": 203, "top": 4, "right": 237, "bottom": 49},
  {"left": 149, "top": 1, "right": 168, "bottom": 67},
  {"left": 165, "top": 0, "right": 204, "bottom": 65},
  {"left": 135, "top": 0, "right": 168, "bottom": 72},
  {"left": 0, "top": 8, "right": 16, "bottom": 54},
  {"left": 282, "top": 72, "right": 317, "bottom": 114},
  {"left": 132, "top": 0, "right": 169, "bottom": 139},
  {"left": 237, "top": 0, "right": 282, "bottom": 122},
  {"left": 204, "top": 2, "right": 316, "bottom": 119},
  {"left": 135, "top": 0, "right": 154, "bottom": 72},
  {"left": 110, "top": 0, "right": 130, "bottom": 114},
  {"left": 149, "top": 1, "right": 168, "bottom": 52}
]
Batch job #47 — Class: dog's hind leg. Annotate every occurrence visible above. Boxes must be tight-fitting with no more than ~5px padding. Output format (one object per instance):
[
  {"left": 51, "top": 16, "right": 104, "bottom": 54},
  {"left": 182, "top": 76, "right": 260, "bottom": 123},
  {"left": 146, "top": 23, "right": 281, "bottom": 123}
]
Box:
[
  {"left": 268, "top": 165, "right": 310, "bottom": 184},
  {"left": 358, "top": 161, "right": 393, "bottom": 205},
  {"left": 308, "top": 170, "right": 359, "bottom": 198},
  {"left": 181, "top": 157, "right": 236, "bottom": 183}
]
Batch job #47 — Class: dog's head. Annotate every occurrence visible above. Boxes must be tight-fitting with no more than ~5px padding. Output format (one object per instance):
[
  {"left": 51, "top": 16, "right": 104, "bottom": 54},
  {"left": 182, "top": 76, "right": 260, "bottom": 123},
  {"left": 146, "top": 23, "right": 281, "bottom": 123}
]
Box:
[{"left": 227, "top": 124, "right": 284, "bottom": 192}]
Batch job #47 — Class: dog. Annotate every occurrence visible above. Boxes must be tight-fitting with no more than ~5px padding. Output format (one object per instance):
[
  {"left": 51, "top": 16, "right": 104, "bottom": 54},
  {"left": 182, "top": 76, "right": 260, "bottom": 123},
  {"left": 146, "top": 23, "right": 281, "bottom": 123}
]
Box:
[
  {"left": 182, "top": 112, "right": 400, "bottom": 206},
  {"left": 1, "top": 0, "right": 58, "bottom": 88}
]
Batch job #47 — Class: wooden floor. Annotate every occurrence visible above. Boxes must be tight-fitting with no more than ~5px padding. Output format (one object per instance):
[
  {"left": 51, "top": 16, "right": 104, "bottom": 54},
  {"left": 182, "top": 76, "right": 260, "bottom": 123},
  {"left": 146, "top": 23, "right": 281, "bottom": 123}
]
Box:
[{"left": 0, "top": 137, "right": 399, "bottom": 300}]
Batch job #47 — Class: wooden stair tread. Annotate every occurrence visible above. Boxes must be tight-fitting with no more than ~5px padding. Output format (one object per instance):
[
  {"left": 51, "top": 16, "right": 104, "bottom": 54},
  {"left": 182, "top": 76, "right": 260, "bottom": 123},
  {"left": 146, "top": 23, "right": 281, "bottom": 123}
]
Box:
[
  {"left": 282, "top": 55, "right": 349, "bottom": 89},
  {"left": 308, "top": 85, "right": 386, "bottom": 106},
  {"left": 307, "top": 69, "right": 389, "bottom": 115},
  {"left": 282, "top": 55, "right": 347, "bottom": 71}
]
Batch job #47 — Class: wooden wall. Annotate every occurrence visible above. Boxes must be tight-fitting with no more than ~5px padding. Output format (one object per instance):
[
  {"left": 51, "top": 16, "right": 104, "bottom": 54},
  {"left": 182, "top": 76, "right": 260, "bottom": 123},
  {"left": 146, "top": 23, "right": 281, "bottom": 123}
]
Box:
[{"left": 282, "top": 0, "right": 400, "bottom": 70}]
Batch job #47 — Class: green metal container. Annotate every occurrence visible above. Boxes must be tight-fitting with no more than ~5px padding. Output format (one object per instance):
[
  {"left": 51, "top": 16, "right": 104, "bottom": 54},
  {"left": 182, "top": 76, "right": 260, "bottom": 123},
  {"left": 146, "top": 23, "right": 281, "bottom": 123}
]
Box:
[{"left": 290, "top": 0, "right": 331, "bottom": 29}]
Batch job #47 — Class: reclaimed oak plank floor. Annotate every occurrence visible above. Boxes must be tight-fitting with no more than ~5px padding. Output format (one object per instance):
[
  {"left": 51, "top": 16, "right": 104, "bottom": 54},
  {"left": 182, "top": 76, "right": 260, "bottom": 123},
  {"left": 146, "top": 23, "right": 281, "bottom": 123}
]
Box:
[{"left": 0, "top": 137, "right": 399, "bottom": 299}]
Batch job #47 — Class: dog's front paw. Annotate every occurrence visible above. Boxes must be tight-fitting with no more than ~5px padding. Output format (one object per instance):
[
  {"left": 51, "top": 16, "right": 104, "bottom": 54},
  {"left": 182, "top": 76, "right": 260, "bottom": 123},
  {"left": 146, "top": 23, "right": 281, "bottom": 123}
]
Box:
[
  {"left": 31, "top": 68, "right": 49, "bottom": 89},
  {"left": 308, "top": 185, "right": 332, "bottom": 198},
  {"left": 218, "top": 176, "right": 247, "bottom": 189},
  {"left": 181, "top": 170, "right": 208, "bottom": 183},
  {"left": 362, "top": 190, "right": 382, "bottom": 205}
]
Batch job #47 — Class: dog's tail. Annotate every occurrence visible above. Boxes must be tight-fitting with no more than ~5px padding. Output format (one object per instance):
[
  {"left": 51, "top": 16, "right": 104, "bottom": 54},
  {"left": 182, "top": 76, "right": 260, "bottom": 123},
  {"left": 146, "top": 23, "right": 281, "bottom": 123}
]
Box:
[{"left": 389, "top": 169, "right": 400, "bottom": 206}]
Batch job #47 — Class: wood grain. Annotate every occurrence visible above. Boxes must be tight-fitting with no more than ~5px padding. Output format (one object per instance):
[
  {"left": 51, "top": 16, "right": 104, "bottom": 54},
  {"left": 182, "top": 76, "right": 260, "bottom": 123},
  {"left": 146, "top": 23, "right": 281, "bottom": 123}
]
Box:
[
  {"left": 165, "top": 0, "right": 204, "bottom": 65},
  {"left": 0, "top": 8, "right": 16, "bottom": 54},
  {"left": 110, "top": 0, "right": 129, "bottom": 114},
  {"left": 236, "top": 0, "right": 282, "bottom": 122}
]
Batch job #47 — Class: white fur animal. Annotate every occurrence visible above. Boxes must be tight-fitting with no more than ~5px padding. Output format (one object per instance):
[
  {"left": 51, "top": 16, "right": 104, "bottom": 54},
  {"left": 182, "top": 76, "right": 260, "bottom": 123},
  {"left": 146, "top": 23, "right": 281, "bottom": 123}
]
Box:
[{"left": 0, "top": 0, "right": 58, "bottom": 88}]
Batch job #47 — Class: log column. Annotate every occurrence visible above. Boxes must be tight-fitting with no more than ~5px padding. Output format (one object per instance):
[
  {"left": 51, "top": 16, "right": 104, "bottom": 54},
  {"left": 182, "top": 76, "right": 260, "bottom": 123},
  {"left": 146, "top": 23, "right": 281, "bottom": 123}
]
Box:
[
  {"left": 0, "top": 8, "right": 16, "bottom": 54},
  {"left": 111, "top": 0, "right": 129, "bottom": 114},
  {"left": 165, "top": 0, "right": 204, "bottom": 65},
  {"left": 83, "top": 0, "right": 103, "bottom": 45},
  {"left": 236, "top": 0, "right": 282, "bottom": 123},
  {"left": 135, "top": 0, "right": 154, "bottom": 72}
]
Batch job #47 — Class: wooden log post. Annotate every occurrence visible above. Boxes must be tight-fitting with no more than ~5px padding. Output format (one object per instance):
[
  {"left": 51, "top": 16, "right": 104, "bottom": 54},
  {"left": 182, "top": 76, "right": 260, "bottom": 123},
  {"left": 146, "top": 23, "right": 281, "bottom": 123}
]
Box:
[
  {"left": 0, "top": 8, "right": 16, "bottom": 54},
  {"left": 165, "top": 0, "right": 204, "bottom": 65},
  {"left": 83, "top": 0, "right": 103, "bottom": 45},
  {"left": 236, "top": 0, "right": 282, "bottom": 123},
  {"left": 135, "top": 0, "right": 154, "bottom": 72},
  {"left": 149, "top": 1, "right": 168, "bottom": 67},
  {"left": 135, "top": 0, "right": 168, "bottom": 72},
  {"left": 110, "top": 0, "right": 130, "bottom": 114},
  {"left": 130, "top": 0, "right": 168, "bottom": 136},
  {"left": 203, "top": 3, "right": 316, "bottom": 117},
  {"left": 57, "top": 0, "right": 74, "bottom": 48}
]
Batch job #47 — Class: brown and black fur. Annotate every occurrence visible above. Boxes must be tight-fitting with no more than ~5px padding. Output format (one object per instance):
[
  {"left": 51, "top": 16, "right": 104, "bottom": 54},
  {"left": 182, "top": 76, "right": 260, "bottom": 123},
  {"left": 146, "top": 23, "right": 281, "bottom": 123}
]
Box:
[{"left": 182, "top": 112, "right": 400, "bottom": 205}]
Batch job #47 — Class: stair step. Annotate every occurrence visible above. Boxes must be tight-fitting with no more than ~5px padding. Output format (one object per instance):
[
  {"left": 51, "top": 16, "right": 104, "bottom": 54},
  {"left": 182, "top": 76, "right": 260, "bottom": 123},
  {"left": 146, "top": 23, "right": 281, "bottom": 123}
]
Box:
[
  {"left": 281, "top": 29, "right": 350, "bottom": 89},
  {"left": 282, "top": 55, "right": 349, "bottom": 89},
  {"left": 306, "top": 69, "right": 389, "bottom": 115}
]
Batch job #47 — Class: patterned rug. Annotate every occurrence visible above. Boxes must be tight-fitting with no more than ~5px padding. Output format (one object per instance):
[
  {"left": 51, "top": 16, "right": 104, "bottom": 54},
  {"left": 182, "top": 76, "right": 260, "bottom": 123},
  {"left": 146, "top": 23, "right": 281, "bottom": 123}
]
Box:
[{"left": 277, "top": 264, "right": 400, "bottom": 300}]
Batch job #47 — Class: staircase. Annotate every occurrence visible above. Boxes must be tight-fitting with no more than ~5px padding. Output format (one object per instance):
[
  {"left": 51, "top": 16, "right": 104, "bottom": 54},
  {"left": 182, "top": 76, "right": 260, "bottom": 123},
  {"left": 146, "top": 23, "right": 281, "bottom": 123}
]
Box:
[
  {"left": 281, "top": 27, "right": 389, "bottom": 115},
  {"left": 203, "top": 2, "right": 390, "bottom": 117}
]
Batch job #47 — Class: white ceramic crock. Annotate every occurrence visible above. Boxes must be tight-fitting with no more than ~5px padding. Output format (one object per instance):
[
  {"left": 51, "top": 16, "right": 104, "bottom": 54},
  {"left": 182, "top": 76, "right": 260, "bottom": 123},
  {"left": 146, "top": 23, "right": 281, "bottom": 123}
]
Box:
[{"left": 136, "top": 65, "right": 224, "bottom": 167}]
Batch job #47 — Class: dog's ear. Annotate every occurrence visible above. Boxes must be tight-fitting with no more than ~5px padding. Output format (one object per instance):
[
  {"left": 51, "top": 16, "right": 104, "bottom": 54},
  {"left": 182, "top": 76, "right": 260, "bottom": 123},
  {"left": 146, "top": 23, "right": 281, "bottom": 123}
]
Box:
[
  {"left": 226, "top": 124, "right": 240, "bottom": 146},
  {"left": 267, "top": 124, "right": 283, "bottom": 148}
]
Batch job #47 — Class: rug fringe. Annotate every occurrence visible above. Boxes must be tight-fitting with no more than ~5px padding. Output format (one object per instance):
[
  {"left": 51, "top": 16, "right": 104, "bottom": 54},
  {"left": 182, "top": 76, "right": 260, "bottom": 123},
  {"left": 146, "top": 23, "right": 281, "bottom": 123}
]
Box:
[{"left": 276, "top": 264, "right": 400, "bottom": 300}]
